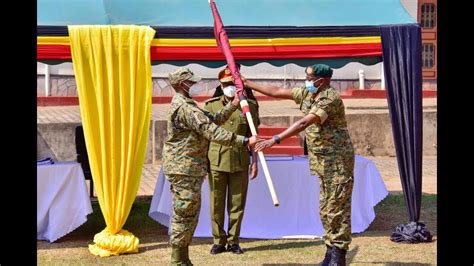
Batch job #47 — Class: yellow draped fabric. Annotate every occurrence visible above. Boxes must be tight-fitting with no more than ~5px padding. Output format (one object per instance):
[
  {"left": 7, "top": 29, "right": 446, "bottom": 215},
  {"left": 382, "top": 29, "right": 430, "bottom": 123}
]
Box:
[{"left": 68, "top": 25, "right": 156, "bottom": 257}]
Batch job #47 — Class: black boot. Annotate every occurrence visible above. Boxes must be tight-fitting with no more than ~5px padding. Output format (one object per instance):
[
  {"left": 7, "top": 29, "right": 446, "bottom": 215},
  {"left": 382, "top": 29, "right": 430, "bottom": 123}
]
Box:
[
  {"left": 210, "top": 244, "right": 227, "bottom": 255},
  {"left": 320, "top": 245, "right": 333, "bottom": 266},
  {"left": 183, "top": 246, "right": 193, "bottom": 266},
  {"left": 328, "top": 246, "right": 347, "bottom": 266},
  {"left": 171, "top": 245, "right": 193, "bottom": 266},
  {"left": 227, "top": 244, "right": 244, "bottom": 254}
]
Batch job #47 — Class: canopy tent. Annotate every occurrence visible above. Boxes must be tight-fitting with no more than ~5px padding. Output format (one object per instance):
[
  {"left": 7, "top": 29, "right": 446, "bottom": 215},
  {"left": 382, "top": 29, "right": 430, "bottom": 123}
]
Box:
[
  {"left": 37, "top": 0, "right": 431, "bottom": 244},
  {"left": 37, "top": 0, "right": 414, "bottom": 68},
  {"left": 38, "top": 0, "right": 414, "bottom": 26}
]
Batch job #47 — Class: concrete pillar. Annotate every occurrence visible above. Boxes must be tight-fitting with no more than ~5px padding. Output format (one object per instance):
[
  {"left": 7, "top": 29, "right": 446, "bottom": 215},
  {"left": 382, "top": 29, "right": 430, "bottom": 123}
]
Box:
[
  {"left": 380, "top": 63, "right": 386, "bottom": 90},
  {"left": 45, "top": 64, "right": 51, "bottom": 96},
  {"left": 358, "top": 69, "right": 365, "bottom": 90}
]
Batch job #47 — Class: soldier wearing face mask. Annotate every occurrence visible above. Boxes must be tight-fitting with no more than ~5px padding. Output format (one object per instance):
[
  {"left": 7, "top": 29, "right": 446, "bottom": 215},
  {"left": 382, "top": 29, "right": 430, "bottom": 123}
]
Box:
[
  {"left": 204, "top": 66, "right": 260, "bottom": 255},
  {"left": 242, "top": 64, "right": 355, "bottom": 266},
  {"left": 163, "top": 67, "right": 261, "bottom": 265}
]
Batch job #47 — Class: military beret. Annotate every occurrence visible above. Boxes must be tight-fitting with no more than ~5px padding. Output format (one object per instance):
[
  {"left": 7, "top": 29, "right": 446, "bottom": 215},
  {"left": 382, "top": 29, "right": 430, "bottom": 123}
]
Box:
[{"left": 308, "top": 64, "right": 333, "bottom": 78}]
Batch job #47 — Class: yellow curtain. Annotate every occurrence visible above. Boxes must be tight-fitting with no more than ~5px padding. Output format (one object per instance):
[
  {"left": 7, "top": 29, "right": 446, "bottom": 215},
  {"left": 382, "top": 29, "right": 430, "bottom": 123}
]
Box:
[{"left": 68, "top": 25, "right": 156, "bottom": 257}]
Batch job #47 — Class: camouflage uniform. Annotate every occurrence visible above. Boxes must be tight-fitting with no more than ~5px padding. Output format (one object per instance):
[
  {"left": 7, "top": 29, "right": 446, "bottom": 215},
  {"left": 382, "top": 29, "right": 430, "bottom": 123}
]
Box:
[
  {"left": 162, "top": 93, "right": 246, "bottom": 248},
  {"left": 292, "top": 86, "right": 355, "bottom": 250}
]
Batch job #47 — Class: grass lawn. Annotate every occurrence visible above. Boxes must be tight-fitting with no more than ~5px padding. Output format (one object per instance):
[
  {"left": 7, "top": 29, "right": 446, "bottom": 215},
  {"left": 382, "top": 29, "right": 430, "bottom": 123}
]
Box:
[{"left": 37, "top": 194, "right": 437, "bottom": 265}]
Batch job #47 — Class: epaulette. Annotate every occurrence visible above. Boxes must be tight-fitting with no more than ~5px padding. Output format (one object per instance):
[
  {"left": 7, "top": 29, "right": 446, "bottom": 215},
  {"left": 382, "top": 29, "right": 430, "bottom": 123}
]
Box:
[{"left": 204, "top": 96, "right": 221, "bottom": 104}]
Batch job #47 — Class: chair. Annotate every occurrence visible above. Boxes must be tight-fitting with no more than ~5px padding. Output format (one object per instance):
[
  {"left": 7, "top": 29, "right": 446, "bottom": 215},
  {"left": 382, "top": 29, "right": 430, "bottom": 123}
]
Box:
[{"left": 75, "top": 125, "right": 94, "bottom": 197}]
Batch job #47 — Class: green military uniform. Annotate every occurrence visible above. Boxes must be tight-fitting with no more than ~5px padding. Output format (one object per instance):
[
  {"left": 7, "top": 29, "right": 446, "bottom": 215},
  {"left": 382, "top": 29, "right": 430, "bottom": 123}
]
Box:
[
  {"left": 292, "top": 85, "right": 355, "bottom": 251},
  {"left": 163, "top": 92, "right": 248, "bottom": 264},
  {"left": 204, "top": 96, "right": 260, "bottom": 246}
]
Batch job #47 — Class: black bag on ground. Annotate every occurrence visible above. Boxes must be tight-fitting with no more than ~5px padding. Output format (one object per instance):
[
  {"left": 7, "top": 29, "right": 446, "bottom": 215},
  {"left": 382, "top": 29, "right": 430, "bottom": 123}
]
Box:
[{"left": 390, "top": 221, "right": 433, "bottom": 243}]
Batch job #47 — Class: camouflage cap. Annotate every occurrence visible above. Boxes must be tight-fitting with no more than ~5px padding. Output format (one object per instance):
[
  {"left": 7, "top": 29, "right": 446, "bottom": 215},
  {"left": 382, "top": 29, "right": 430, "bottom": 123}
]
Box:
[
  {"left": 308, "top": 64, "right": 333, "bottom": 78},
  {"left": 168, "top": 67, "right": 202, "bottom": 85}
]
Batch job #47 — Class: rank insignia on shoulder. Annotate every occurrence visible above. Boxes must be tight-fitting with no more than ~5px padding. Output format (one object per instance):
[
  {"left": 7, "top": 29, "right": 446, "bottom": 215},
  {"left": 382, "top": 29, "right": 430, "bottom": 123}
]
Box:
[{"left": 204, "top": 96, "right": 221, "bottom": 104}]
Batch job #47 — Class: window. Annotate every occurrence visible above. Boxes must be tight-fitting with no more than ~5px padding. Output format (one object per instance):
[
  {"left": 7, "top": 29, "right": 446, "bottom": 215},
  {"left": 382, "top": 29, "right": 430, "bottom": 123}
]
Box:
[
  {"left": 421, "top": 4, "right": 436, "bottom": 28},
  {"left": 422, "top": 43, "right": 435, "bottom": 68}
]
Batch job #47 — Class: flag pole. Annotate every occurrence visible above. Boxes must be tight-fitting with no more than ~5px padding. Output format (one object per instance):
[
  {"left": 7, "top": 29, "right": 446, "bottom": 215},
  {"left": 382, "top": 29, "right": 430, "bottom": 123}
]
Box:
[{"left": 209, "top": 0, "right": 279, "bottom": 206}]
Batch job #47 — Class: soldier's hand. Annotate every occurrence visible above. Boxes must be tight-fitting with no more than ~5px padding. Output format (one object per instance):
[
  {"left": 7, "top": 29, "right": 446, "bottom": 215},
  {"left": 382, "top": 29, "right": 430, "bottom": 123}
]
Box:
[
  {"left": 247, "top": 135, "right": 263, "bottom": 147},
  {"left": 255, "top": 138, "right": 275, "bottom": 152},
  {"left": 231, "top": 96, "right": 240, "bottom": 107},
  {"left": 249, "top": 162, "right": 258, "bottom": 180},
  {"left": 239, "top": 74, "right": 255, "bottom": 88}
]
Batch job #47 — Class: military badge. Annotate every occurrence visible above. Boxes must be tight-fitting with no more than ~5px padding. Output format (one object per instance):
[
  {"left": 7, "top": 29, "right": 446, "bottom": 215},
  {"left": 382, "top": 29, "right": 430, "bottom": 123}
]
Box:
[{"left": 193, "top": 112, "right": 208, "bottom": 124}]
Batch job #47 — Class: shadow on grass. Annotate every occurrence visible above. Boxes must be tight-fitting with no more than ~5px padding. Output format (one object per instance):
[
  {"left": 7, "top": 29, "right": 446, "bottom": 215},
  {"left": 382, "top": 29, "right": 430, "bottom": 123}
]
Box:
[
  {"left": 262, "top": 246, "right": 431, "bottom": 265},
  {"left": 347, "top": 245, "right": 359, "bottom": 265},
  {"left": 347, "top": 193, "right": 437, "bottom": 243},
  {"left": 260, "top": 246, "right": 359, "bottom": 265},
  {"left": 262, "top": 263, "right": 318, "bottom": 266},
  {"left": 138, "top": 242, "right": 169, "bottom": 253},
  {"left": 350, "top": 263, "right": 431, "bottom": 266},
  {"left": 244, "top": 239, "right": 324, "bottom": 252}
]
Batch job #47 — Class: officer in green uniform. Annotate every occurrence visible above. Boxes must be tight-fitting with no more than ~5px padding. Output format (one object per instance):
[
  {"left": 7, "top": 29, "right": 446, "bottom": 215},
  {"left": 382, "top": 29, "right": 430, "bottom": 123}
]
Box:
[
  {"left": 163, "top": 67, "right": 260, "bottom": 265},
  {"left": 243, "top": 64, "right": 354, "bottom": 266},
  {"left": 204, "top": 67, "right": 260, "bottom": 255}
]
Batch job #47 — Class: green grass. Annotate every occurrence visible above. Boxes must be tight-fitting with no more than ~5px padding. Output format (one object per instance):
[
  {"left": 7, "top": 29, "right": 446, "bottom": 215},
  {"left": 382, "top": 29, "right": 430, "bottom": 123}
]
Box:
[
  {"left": 368, "top": 193, "right": 437, "bottom": 233},
  {"left": 37, "top": 194, "right": 437, "bottom": 265}
]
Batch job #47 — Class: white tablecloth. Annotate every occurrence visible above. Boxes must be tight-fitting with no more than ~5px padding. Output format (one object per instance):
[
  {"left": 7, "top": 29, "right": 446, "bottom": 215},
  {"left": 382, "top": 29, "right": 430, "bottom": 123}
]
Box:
[
  {"left": 37, "top": 162, "right": 93, "bottom": 242},
  {"left": 149, "top": 155, "right": 388, "bottom": 239}
]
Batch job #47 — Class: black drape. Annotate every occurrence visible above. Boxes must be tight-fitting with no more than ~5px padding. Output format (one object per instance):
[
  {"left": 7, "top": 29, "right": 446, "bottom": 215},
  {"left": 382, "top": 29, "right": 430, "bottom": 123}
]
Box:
[{"left": 380, "top": 24, "right": 431, "bottom": 243}]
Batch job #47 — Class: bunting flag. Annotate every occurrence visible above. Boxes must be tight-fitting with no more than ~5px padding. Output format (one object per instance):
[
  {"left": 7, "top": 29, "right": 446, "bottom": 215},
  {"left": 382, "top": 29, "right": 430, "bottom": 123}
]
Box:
[{"left": 37, "top": 26, "right": 382, "bottom": 62}]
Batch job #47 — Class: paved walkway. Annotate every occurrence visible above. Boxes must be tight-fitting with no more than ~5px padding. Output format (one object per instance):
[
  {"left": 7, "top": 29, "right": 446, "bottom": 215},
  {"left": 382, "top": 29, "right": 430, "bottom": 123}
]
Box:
[
  {"left": 135, "top": 155, "right": 437, "bottom": 197},
  {"left": 37, "top": 98, "right": 437, "bottom": 124}
]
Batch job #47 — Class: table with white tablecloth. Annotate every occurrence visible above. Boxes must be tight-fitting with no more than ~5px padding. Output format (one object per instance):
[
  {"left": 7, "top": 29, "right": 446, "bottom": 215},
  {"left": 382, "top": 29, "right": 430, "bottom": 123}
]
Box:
[
  {"left": 149, "top": 155, "right": 388, "bottom": 239},
  {"left": 37, "top": 162, "right": 93, "bottom": 242}
]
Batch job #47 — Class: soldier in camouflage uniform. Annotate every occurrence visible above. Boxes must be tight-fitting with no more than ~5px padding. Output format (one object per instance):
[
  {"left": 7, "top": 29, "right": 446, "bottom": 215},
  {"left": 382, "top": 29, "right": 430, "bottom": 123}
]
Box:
[
  {"left": 243, "top": 64, "right": 354, "bottom": 266},
  {"left": 163, "top": 67, "right": 259, "bottom": 266},
  {"left": 205, "top": 66, "right": 260, "bottom": 255}
]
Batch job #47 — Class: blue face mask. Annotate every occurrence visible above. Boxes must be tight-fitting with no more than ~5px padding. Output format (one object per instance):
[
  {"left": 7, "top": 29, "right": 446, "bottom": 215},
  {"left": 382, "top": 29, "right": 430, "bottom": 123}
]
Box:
[{"left": 305, "top": 80, "right": 317, "bottom": 93}]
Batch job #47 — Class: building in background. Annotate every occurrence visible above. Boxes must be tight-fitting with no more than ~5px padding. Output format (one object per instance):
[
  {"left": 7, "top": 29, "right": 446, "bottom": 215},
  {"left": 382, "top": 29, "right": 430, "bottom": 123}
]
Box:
[{"left": 419, "top": 0, "right": 437, "bottom": 88}]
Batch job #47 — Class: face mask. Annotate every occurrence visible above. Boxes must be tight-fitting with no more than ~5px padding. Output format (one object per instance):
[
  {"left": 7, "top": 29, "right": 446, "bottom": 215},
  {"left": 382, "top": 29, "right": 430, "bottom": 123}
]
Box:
[
  {"left": 183, "top": 82, "right": 205, "bottom": 97},
  {"left": 305, "top": 78, "right": 324, "bottom": 93},
  {"left": 305, "top": 80, "right": 317, "bottom": 93},
  {"left": 223, "top": 85, "right": 237, "bottom": 98}
]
